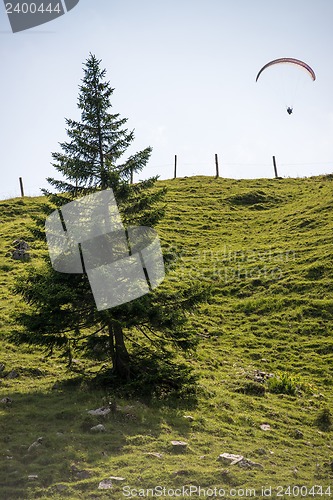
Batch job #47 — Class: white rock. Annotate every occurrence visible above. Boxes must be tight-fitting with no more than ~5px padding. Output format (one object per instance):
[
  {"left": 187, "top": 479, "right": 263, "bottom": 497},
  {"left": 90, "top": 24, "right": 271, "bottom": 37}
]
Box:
[
  {"left": 88, "top": 406, "right": 110, "bottom": 416},
  {"left": 90, "top": 424, "right": 106, "bottom": 432},
  {"left": 238, "top": 458, "right": 264, "bottom": 470},
  {"left": 145, "top": 452, "right": 163, "bottom": 459},
  {"left": 218, "top": 453, "right": 244, "bottom": 465},
  {"left": 0, "top": 397, "right": 12, "bottom": 404},
  {"left": 218, "top": 453, "right": 263, "bottom": 469},
  {"left": 171, "top": 440, "right": 188, "bottom": 448},
  {"left": 98, "top": 479, "right": 113, "bottom": 489},
  {"left": 28, "top": 437, "right": 43, "bottom": 453},
  {"left": 260, "top": 424, "right": 271, "bottom": 431}
]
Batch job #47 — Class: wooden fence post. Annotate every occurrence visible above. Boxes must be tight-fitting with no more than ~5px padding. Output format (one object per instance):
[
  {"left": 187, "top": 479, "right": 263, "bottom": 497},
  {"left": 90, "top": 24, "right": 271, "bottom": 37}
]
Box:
[
  {"left": 272, "top": 156, "right": 278, "bottom": 178},
  {"left": 19, "top": 177, "right": 24, "bottom": 197},
  {"left": 174, "top": 155, "right": 177, "bottom": 179},
  {"left": 215, "top": 154, "right": 219, "bottom": 178}
]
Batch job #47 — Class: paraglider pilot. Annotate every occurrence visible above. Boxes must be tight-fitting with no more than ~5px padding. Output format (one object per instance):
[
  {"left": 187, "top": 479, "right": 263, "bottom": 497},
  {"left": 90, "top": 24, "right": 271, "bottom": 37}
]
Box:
[{"left": 287, "top": 107, "right": 293, "bottom": 115}]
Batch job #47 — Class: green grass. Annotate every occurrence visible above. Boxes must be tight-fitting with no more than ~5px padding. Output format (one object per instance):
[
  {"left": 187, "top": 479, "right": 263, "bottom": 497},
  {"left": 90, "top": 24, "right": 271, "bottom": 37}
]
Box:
[{"left": 1, "top": 176, "right": 333, "bottom": 499}]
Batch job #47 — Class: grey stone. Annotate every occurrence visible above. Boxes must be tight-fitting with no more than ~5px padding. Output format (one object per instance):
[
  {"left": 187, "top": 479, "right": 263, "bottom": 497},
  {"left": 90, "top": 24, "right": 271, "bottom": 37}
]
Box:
[
  {"left": 145, "top": 452, "right": 163, "bottom": 459},
  {"left": 13, "top": 239, "right": 30, "bottom": 250},
  {"left": 0, "top": 397, "right": 13, "bottom": 405},
  {"left": 218, "top": 453, "right": 263, "bottom": 470},
  {"left": 88, "top": 406, "right": 110, "bottom": 416},
  {"left": 218, "top": 453, "right": 244, "bottom": 465},
  {"left": 98, "top": 479, "right": 113, "bottom": 490},
  {"left": 28, "top": 437, "right": 43, "bottom": 453},
  {"left": 28, "top": 475, "right": 38, "bottom": 480},
  {"left": 0, "top": 363, "right": 5, "bottom": 372},
  {"left": 90, "top": 424, "right": 106, "bottom": 432},
  {"left": 12, "top": 249, "right": 30, "bottom": 261},
  {"left": 6, "top": 370, "right": 19, "bottom": 379},
  {"left": 184, "top": 415, "right": 194, "bottom": 422},
  {"left": 171, "top": 440, "right": 188, "bottom": 450},
  {"left": 260, "top": 424, "right": 271, "bottom": 431},
  {"left": 238, "top": 458, "right": 264, "bottom": 470}
]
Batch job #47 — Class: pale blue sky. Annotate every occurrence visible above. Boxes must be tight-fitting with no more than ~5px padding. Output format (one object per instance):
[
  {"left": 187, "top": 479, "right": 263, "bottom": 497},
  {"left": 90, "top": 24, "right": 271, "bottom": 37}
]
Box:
[{"left": 1, "top": 0, "right": 333, "bottom": 198}]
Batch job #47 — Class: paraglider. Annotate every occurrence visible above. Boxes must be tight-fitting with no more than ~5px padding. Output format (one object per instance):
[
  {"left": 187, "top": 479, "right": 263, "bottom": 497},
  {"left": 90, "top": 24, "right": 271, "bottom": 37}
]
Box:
[{"left": 256, "top": 58, "right": 316, "bottom": 114}]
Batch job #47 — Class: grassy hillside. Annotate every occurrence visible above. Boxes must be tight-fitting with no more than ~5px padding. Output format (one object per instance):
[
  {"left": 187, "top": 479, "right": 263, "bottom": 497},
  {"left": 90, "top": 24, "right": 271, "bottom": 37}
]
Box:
[{"left": 0, "top": 175, "right": 333, "bottom": 499}]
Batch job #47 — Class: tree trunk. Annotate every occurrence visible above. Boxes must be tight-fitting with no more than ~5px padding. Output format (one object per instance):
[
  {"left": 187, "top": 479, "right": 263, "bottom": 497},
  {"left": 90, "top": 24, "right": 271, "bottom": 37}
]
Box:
[{"left": 107, "top": 321, "right": 131, "bottom": 380}]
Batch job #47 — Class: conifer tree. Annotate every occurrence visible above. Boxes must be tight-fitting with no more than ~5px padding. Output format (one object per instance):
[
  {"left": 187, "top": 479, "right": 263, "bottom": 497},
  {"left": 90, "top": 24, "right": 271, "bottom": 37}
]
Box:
[{"left": 13, "top": 54, "right": 206, "bottom": 383}]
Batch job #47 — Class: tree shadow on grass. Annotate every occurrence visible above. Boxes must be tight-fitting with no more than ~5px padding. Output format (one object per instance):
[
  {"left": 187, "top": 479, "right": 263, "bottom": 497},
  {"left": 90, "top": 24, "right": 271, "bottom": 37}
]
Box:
[
  {"left": 0, "top": 356, "right": 199, "bottom": 498},
  {"left": 89, "top": 350, "right": 199, "bottom": 408}
]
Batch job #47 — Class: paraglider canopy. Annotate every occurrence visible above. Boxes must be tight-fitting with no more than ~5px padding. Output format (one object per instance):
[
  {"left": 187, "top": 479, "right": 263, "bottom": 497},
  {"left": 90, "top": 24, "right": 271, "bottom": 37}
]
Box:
[
  {"left": 256, "top": 58, "right": 316, "bottom": 83},
  {"left": 256, "top": 58, "right": 316, "bottom": 114}
]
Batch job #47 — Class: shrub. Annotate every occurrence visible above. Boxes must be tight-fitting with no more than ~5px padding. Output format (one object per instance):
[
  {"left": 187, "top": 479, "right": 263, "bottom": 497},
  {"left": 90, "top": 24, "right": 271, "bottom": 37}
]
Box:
[{"left": 267, "top": 372, "right": 299, "bottom": 396}]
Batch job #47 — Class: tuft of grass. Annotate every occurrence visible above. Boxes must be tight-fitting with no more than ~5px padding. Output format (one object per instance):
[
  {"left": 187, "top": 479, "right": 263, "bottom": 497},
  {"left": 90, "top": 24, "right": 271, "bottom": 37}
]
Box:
[{"left": 267, "top": 372, "right": 300, "bottom": 395}]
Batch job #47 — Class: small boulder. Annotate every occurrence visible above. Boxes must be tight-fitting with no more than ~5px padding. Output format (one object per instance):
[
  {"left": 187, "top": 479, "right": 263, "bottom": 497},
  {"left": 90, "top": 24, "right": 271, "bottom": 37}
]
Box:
[
  {"left": 171, "top": 440, "right": 188, "bottom": 451},
  {"left": 145, "top": 452, "right": 163, "bottom": 459},
  {"left": 98, "top": 479, "right": 113, "bottom": 490},
  {"left": 13, "top": 239, "right": 30, "bottom": 250},
  {"left": 238, "top": 458, "right": 264, "bottom": 470},
  {"left": 28, "top": 437, "right": 43, "bottom": 453},
  {"left": 218, "top": 453, "right": 263, "bottom": 470},
  {"left": 90, "top": 424, "right": 106, "bottom": 433},
  {"left": 218, "top": 453, "right": 244, "bottom": 465},
  {"left": 0, "top": 397, "right": 13, "bottom": 405},
  {"left": 12, "top": 249, "right": 30, "bottom": 261},
  {"left": 88, "top": 406, "right": 110, "bottom": 416}
]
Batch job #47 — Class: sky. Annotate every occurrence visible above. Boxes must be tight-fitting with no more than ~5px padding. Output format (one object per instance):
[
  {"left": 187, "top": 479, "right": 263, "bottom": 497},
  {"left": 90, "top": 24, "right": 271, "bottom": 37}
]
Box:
[{"left": 1, "top": 0, "right": 333, "bottom": 199}]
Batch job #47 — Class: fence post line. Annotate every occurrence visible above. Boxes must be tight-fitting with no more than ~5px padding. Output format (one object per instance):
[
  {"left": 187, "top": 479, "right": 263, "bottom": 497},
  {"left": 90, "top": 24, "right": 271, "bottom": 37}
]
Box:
[
  {"left": 174, "top": 155, "right": 177, "bottom": 179},
  {"left": 215, "top": 154, "right": 219, "bottom": 178},
  {"left": 19, "top": 177, "right": 24, "bottom": 197},
  {"left": 272, "top": 156, "right": 278, "bottom": 178}
]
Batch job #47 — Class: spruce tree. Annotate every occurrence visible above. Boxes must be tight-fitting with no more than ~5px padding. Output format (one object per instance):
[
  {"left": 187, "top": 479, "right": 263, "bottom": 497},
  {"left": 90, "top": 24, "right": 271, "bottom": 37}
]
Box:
[{"left": 13, "top": 54, "right": 207, "bottom": 384}]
